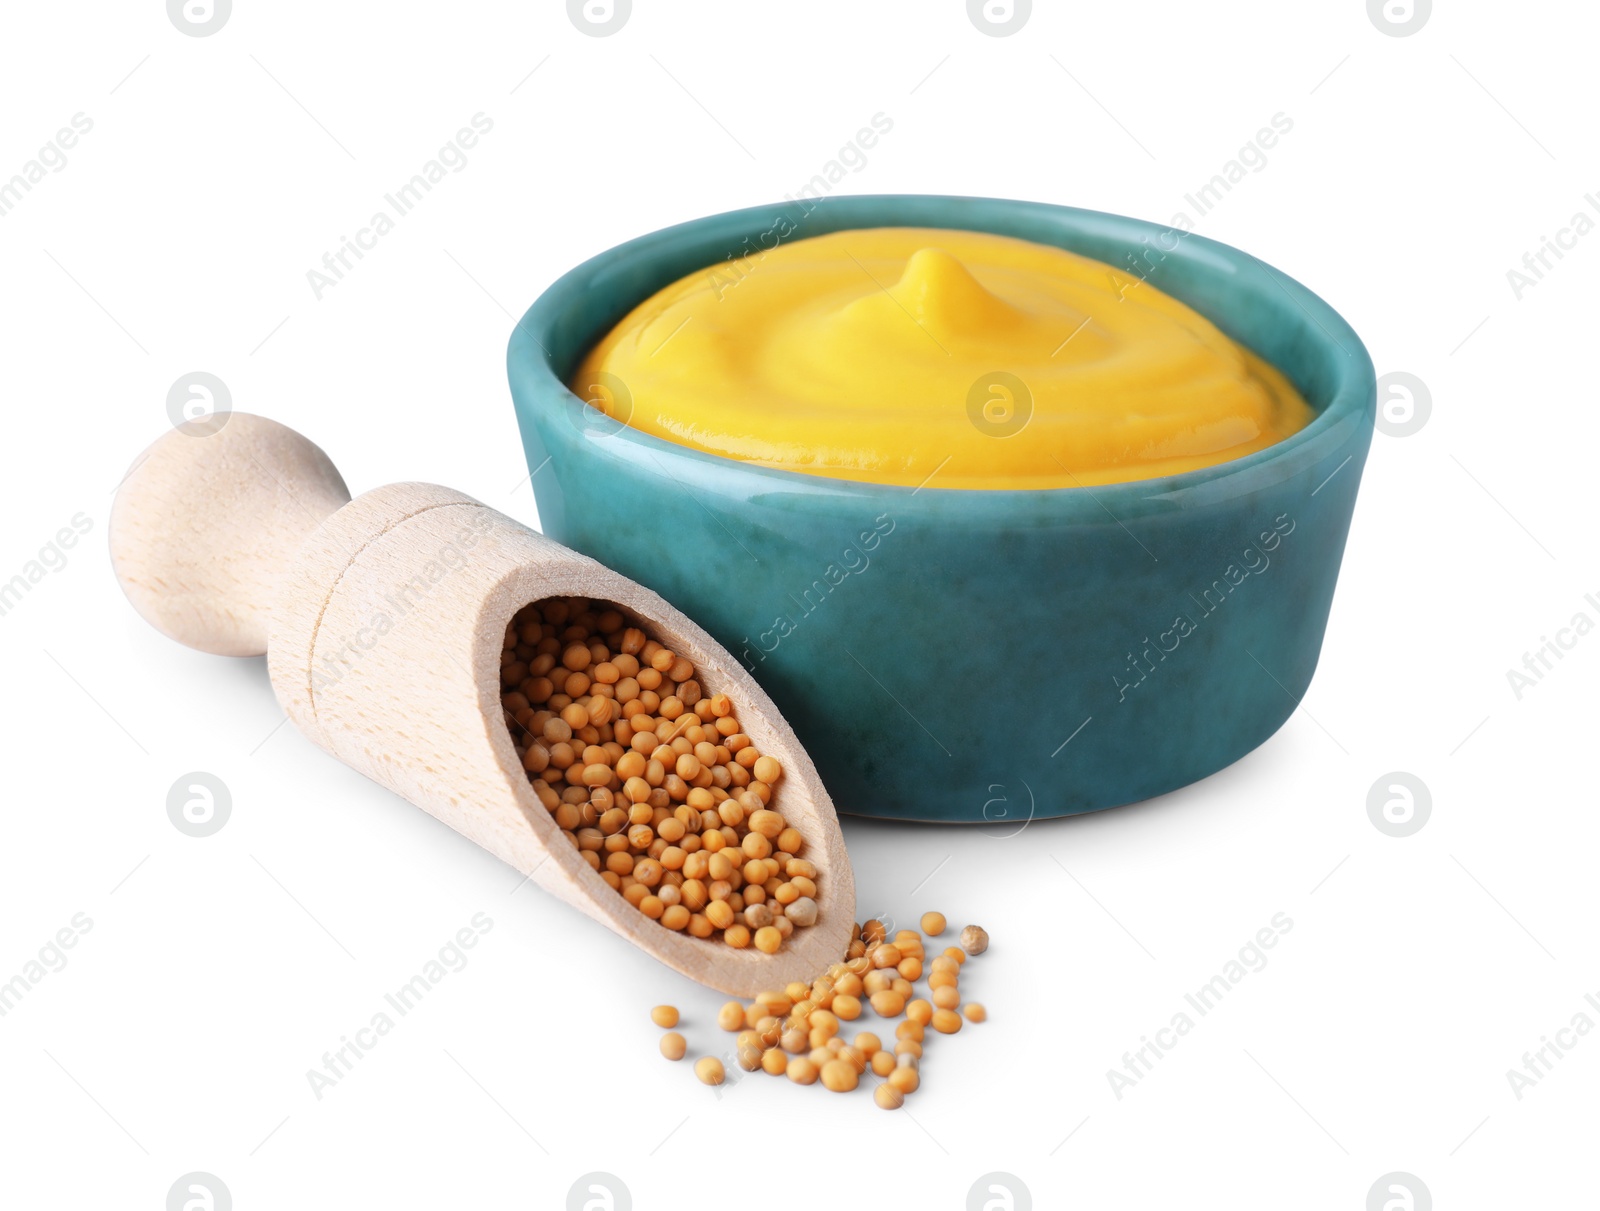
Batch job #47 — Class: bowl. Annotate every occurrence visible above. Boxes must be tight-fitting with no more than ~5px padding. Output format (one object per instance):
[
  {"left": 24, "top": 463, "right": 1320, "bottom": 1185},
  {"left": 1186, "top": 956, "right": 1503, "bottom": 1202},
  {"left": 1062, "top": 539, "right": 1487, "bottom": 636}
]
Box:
[{"left": 507, "top": 195, "right": 1375, "bottom": 822}]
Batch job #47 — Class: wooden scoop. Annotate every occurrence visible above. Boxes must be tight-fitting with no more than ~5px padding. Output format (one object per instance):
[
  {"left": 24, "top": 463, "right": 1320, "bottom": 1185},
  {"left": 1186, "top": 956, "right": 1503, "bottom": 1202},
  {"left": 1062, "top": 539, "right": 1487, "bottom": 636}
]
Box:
[{"left": 109, "top": 413, "right": 855, "bottom": 995}]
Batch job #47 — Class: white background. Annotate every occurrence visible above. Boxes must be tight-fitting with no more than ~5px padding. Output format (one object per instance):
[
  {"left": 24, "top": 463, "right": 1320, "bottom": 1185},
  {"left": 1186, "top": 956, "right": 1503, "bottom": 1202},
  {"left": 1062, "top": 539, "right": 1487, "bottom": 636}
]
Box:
[{"left": 1, "top": 1, "right": 1593, "bottom": 1207}]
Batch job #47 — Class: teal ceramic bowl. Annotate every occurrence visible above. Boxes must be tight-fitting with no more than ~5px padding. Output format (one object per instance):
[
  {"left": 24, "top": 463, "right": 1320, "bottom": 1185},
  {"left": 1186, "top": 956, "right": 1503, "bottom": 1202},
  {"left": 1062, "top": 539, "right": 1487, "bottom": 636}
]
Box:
[{"left": 508, "top": 196, "right": 1374, "bottom": 822}]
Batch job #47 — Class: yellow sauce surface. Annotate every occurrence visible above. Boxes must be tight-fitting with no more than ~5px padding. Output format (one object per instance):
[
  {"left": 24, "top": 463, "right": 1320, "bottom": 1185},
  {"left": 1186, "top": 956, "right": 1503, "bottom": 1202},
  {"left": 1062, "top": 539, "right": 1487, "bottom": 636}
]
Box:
[{"left": 570, "top": 227, "right": 1315, "bottom": 489}]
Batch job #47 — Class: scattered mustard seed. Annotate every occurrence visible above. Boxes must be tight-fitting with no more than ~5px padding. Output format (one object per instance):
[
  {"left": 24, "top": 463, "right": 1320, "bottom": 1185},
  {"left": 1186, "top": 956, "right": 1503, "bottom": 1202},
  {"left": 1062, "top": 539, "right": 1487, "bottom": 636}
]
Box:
[
  {"left": 786, "top": 1056, "right": 819, "bottom": 1086},
  {"left": 656, "top": 914, "right": 991, "bottom": 1101},
  {"left": 694, "top": 1056, "right": 725, "bottom": 1085},
  {"left": 820, "top": 1059, "right": 860, "bottom": 1093},
  {"left": 887, "top": 1066, "right": 920, "bottom": 1095}
]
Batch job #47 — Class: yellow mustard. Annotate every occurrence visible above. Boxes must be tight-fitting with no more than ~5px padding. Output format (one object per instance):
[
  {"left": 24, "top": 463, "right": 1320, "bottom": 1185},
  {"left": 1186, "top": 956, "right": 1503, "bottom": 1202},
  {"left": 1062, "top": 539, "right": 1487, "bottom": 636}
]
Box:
[{"left": 570, "top": 227, "right": 1315, "bottom": 489}]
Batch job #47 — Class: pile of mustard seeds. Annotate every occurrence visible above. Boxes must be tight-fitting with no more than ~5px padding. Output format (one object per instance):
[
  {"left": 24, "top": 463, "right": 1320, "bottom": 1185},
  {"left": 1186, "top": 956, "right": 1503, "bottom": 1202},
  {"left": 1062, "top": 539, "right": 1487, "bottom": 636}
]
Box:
[
  {"left": 652, "top": 912, "right": 990, "bottom": 1108},
  {"left": 502, "top": 598, "right": 819, "bottom": 953}
]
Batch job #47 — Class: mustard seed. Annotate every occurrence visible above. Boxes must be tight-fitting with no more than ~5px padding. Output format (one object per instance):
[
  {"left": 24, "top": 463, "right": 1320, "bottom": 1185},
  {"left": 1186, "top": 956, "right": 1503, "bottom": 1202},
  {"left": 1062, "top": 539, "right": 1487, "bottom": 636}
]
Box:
[
  {"left": 959, "top": 924, "right": 989, "bottom": 955},
  {"left": 694, "top": 1056, "right": 725, "bottom": 1085},
  {"left": 785, "top": 897, "right": 819, "bottom": 928},
  {"left": 920, "top": 911, "right": 947, "bottom": 936},
  {"left": 963, "top": 1003, "right": 987, "bottom": 1023},
  {"left": 748, "top": 809, "right": 785, "bottom": 838},
  {"left": 786, "top": 1057, "right": 819, "bottom": 1086},
  {"left": 887, "top": 1067, "right": 919, "bottom": 1095},
  {"left": 651, "top": 1005, "right": 679, "bottom": 1028},
  {"left": 870, "top": 990, "right": 906, "bottom": 1017},
  {"left": 660, "top": 1032, "right": 687, "bottom": 1061},
  {"left": 874, "top": 1083, "right": 905, "bottom": 1110},
  {"left": 820, "top": 1059, "right": 859, "bottom": 1092},
  {"left": 870, "top": 944, "right": 902, "bottom": 969}
]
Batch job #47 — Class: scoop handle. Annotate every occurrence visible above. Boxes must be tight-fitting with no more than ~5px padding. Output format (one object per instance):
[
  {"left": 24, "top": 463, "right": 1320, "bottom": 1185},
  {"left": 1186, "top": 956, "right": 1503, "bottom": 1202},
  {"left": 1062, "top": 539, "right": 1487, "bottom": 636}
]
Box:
[{"left": 109, "top": 414, "right": 352, "bottom": 656}]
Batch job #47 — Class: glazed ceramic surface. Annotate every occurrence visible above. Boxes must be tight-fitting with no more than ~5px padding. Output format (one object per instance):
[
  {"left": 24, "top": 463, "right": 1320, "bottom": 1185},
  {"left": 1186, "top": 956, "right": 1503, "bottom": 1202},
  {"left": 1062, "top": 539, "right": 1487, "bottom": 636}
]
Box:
[{"left": 508, "top": 196, "right": 1375, "bottom": 822}]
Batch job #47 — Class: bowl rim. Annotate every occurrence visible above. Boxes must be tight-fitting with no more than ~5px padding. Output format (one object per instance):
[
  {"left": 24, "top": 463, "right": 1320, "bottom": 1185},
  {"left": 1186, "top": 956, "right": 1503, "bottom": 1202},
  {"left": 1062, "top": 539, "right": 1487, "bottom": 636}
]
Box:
[{"left": 508, "top": 194, "right": 1375, "bottom": 517}]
